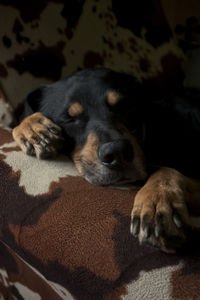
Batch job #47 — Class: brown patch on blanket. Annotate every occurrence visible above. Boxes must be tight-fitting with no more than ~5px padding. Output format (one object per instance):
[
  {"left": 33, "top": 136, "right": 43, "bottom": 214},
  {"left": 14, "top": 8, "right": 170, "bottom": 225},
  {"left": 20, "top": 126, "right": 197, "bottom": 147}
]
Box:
[
  {"left": 0, "top": 127, "right": 13, "bottom": 145},
  {"left": 104, "top": 285, "right": 128, "bottom": 299},
  {"left": 0, "top": 158, "right": 62, "bottom": 231},
  {"left": 0, "top": 63, "right": 8, "bottom": 78},
  {"left": 7, "top": 41, "right": 66, "bottom": 81},
  {"left": 171, "top": 263, "right": 200, "bottom": 300},
  {"left": 19, "top": 175, "right": 138, "bottom": 281},
  {"left": 1, "top": 146, "right": 20, "bottom": 152},
  {"left": 0, "top": 242, "right": 62, "bottom": 300}
]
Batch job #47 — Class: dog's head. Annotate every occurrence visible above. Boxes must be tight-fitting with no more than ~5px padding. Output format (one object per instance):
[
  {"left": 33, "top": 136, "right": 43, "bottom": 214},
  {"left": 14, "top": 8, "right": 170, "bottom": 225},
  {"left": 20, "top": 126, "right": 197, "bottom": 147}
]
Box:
[{"left": 49, "top": 69, "right": 147, "bottom": 185}]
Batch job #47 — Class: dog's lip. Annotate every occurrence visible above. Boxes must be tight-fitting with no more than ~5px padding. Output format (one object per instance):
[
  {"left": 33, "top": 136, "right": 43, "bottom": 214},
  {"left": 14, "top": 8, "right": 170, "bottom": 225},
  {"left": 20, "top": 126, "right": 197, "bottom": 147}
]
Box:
[
  {"left": 78, "top": 157, "right": 147, "bottom": 186},
  {"left": 84, "top": 173, "right": 121, "bottom": 186},
  {"left": 111, "top": 179, "right": 145, "bottom": 187},
  {"left": 84, "top": 169, "right": 147, "bottom": 187},
  {"left": 85, "top": 176, "right": 145, "bottom": 187}
]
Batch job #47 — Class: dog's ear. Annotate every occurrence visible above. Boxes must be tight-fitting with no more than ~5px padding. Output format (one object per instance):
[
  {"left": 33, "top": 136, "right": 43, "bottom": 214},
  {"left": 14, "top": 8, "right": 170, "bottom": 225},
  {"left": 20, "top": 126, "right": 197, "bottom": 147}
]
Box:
[
  {"left": 15, "top": 86, "right": 46, "bottom": 123},
  {"left": 24, "top": 86, "right": 45, "bottom": 116}
]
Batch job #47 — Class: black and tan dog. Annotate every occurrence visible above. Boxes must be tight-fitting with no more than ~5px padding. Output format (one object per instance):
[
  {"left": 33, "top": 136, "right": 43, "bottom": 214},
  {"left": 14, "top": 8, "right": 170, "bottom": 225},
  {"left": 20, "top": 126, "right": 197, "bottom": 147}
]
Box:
[{"left": 12, "top": 68, "right": 200, "bottom": 252}]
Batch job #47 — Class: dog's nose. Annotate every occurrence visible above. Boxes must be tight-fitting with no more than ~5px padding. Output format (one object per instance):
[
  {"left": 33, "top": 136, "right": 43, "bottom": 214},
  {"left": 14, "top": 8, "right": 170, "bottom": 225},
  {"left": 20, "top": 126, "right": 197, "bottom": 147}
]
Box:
[{"left": 98, "top": 139, "right": 134, "bottom": 167}]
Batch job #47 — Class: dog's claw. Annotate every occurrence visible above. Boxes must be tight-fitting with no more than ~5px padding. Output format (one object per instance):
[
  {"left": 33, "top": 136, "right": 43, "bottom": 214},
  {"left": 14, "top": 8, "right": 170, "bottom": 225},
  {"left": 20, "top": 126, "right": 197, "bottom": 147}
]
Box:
[
  {"left": 48, "top": 127, "right": 60, "bottom": 135},
  {"left": 131, "top": 217, "right": 140, "bottom": 236},
  {"left": 130, "top": 168, "right": 189, "bottom": 251},
  {"left": 173, "top": 213, "right": 183, "bottom": 229},
  {"left": 143, "top": 223, "right": 151, "bottom": 239}
]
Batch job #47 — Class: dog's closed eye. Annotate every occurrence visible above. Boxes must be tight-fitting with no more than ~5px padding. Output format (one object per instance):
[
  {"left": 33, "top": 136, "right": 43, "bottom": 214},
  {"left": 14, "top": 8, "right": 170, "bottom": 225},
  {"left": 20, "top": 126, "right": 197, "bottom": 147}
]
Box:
[{"left": 65, "top": 114, "right": 77, "bottom": 124}]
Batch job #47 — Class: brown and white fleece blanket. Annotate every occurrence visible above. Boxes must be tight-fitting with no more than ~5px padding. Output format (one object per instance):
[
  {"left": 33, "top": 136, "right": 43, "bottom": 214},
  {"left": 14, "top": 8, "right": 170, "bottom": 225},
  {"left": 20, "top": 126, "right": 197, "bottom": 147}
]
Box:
[
  {"left": 1, "top": 92, "right": 200, "bottom": 300},
  {"left": 1, "top": 0, "right": 200, "bottom": 295}
]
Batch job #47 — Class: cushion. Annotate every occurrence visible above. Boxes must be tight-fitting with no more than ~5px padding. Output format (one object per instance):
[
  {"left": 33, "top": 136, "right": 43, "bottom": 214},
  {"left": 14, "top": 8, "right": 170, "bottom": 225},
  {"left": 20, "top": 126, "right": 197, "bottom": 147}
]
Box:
[
  {"left": 1, "top": 125, "right": 200, "bottom": 299},
  {"left": 0, "top": 89, "right": 13, "bottom": 127},
  {"left": 2, "top": 0, "right": 199, "bottom": 109}
]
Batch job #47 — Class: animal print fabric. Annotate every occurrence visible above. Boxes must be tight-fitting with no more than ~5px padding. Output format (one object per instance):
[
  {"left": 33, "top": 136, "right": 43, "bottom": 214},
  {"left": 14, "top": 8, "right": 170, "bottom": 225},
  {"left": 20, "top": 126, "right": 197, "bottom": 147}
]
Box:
[
  {"left": 0, "top": 124, "right": 200, "bottom": 299},
  {"left": 0, "top": 89, "right": 13, "bottom": 127},
  {"left": 0, "top": 0, "right": 200, "bottom": 109},
  {"left": 1, "top": 0, "right": 200, "bottom": 299}
]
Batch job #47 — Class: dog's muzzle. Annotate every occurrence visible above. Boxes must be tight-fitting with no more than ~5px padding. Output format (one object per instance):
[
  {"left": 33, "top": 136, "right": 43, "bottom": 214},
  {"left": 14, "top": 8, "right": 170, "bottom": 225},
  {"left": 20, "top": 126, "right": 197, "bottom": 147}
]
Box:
[{"left": 72, "top": 131, "right": 147, "bottom": 186}]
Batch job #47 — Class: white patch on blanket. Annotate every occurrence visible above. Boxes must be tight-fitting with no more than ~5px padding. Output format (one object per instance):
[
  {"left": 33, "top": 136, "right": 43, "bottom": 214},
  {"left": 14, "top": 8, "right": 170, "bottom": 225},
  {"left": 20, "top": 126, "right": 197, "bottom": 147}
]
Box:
[
  {"left": 49, "top": 281, "right": 74, "bottom": 299},
  {"left": 122, "top": 262, "right": 183, "bottom": 300},
  {"left": 0, "top": 267, "right": 41, "bottom": 299},
  {"left": 0, "top": 140, "right": 79, "bottom": 196},
  {"left": 14, "top": 283, "right": 41, "bottom": 300},
  {"left": 0, "top": 99, "right": 13, "bottom": 127}
]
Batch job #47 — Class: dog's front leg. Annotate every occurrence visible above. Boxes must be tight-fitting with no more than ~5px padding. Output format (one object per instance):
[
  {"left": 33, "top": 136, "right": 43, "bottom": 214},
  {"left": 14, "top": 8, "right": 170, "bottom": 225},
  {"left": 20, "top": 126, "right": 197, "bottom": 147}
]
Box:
[
  {"left": 130, "top": 167, "right": 200, "bottom": 252},
  {"left": 12, "top": 112, "right": 63, "bottom": 159}
]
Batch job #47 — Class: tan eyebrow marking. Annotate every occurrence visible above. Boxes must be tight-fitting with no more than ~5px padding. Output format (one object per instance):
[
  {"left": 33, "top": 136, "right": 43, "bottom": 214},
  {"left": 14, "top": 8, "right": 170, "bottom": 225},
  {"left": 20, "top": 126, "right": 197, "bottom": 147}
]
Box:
[
  {"left": 68, "top": 102, "right": 84, "bottom": 117},
  {"left": 107, "top": 91, "right": 121, "bottom": 105}
]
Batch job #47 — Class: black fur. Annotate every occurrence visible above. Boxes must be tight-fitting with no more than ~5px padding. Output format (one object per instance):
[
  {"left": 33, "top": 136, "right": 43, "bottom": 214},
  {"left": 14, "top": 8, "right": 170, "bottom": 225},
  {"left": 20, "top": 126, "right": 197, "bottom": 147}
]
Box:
[{"left": 17, "top": 67, "right": 200, "bottom": 180}]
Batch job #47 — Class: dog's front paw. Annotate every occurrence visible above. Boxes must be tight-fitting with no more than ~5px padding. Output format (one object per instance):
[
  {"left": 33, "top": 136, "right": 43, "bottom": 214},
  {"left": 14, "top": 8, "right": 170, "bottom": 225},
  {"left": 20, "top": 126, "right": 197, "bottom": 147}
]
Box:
[
  {"left": 13, "top": 112, "right": 63, "bottom": 159},
  {"left": 130, "top": 169, "right": 189, "bottom": 252}
]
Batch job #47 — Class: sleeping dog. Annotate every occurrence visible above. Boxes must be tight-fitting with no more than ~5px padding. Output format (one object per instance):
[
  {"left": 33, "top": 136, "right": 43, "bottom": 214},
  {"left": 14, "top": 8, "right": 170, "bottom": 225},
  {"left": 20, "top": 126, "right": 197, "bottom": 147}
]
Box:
[{"left": 12, "top": 68, "right": 200, "bottom": 252}]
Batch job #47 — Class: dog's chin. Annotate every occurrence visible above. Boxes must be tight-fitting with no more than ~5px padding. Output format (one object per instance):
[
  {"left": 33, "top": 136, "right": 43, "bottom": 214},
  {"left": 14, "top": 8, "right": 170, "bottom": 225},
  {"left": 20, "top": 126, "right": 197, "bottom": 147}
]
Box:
[
  {"left": 82, "top": 168, "right": 147, "bottom": 187},
  {"left": 84, "top": 174, "right": 122, "bottom": 186}
]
